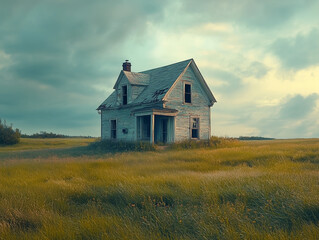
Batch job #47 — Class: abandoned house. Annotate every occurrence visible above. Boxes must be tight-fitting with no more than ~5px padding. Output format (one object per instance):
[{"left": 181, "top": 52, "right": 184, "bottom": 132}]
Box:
[{"left": 97, "top": 59, "right": 216, "bottom": 143}]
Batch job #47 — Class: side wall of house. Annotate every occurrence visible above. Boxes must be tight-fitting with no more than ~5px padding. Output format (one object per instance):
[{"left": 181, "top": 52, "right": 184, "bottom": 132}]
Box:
[
  {"left": 101, "top": 109, "right": 136, "bottom": 141},
  {"left": 165, "top": 65, "right": 211, "bottom": 141}
]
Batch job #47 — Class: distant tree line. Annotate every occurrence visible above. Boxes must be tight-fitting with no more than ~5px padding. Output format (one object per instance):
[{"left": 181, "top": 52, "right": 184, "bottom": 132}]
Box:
[
  {"left": 0, "top": 119, "right": 21, "bottom": 145},
  {"left": 238, "top": 136, "right": 275, "bottom": 140},
  {"left": 21, "top": 131, "right": 94, "bottom": 139},
  {"left": 21, "top": 131, "right": 68, "bottom": 138}
]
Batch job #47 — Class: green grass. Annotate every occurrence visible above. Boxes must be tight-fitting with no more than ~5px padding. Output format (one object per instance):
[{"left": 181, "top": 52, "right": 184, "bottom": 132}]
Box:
[{"left": 0, "top": 138, "right": 318, "bottom": 239}]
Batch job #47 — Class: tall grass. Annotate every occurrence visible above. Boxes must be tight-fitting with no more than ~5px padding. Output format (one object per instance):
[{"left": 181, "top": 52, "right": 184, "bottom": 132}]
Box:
[
  {"left": 0, "top": 139, "right": 318, "bottom": 239},
  {"left": 0, "top": 138, "right": 96, "bottom": 152},
  {"left": 169, "top": 136, "right": 241, "bottom": 150},
  {"left": 88, "top": 139, "right": 155, "bottom": 153}
]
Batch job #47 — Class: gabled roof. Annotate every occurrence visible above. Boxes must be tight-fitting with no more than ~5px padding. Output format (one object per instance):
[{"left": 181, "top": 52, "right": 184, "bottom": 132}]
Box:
[
  {"left": 113, "top": 71, "right": 150, "bottom": 89},
  {"left": 133, "top": 59, "right": 192, "bottom": 104},
  {"left": 98, "top": 59, "right": 216, "bottom": 110},
  {"left": 98, "top": 91, "right": 117, "bottom": 110}
]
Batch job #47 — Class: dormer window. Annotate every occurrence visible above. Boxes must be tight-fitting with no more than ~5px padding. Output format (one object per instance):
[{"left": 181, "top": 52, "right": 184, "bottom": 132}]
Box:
[
  {"left": 122, "top": 85, "right": 127, "bottom": 105},
  {"left": 185, "top": 83, "right": 191, "bottom": 103}
]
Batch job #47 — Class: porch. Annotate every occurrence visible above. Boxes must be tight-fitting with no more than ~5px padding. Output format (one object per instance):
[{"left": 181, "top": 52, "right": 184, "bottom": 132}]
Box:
[{"left": 133, "top": 108, "right": 178, "bottom": 143}]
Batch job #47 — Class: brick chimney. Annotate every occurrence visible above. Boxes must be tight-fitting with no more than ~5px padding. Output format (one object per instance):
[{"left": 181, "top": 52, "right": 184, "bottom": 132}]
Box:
[{"left": 122, "top": 60, "right": 131, "bottom": 72}]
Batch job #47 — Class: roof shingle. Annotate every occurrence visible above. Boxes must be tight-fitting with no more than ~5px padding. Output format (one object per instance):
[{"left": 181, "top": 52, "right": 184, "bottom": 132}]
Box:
[{"left": 98, "top": 59, "right": 205, "bottom": 110}]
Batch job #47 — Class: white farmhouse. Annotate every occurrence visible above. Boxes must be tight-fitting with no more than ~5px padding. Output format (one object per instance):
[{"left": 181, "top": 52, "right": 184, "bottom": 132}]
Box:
[{"left": 97, "top": 59, "right": 216, "bottom": 143}]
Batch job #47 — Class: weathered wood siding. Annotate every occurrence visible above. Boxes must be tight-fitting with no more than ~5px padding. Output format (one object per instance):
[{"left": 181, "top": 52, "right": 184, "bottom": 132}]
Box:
[
  {"left": 101, "top": 102, "right": 164, "bottom": 141},
  {"left": 165, "top": 65, "right": 211, "bottom": 141},
  {"left": 101, "top": 62, "right": 213, "bottom": 142},
  {"left": 101, "top": 109, "right": 136, "bottom": 141}
]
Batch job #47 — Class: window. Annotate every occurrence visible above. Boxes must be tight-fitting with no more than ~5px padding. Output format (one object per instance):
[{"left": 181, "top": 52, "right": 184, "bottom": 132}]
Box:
[
  {"left": 185, "top": 83, "right": 191, "bottom": 103},
  {"left": 191, "top": 118, "right": 199, "bottom": 139},
  {"left": 111, "top": 120, "right": 116, "bottom": 139},
  {"left": 122, "top": 85, "right": 127, "bottom": 105}
]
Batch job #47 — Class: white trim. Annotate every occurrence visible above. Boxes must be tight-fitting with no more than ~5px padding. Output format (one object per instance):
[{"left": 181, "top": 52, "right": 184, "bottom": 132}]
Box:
[
  {"left": 113, "top": 71, "right": 124, "bottom": 89},
  {"left": 134, "top": 110, "right": 178, "bottom": 117},
  {"left": 150, "top": 114, "right": 154, "bottom": 143},
  {"left": 190, "top": 116, "right": 200, "bottom": 140},
  {"left": 162, "top": 60, "right": 192, "bottom": 102}
]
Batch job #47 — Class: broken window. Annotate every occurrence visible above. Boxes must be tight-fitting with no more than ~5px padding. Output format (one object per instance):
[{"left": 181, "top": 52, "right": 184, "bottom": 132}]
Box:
[
  {"left": 111, "top": 120, "right": 117, "bottom": 139},
  {"left": 122, "top": 85, "right": 127, "bottom": 105},
  {"left": 191, "top": 118, "right": 199, "bottom": 139},
  {"left": 185, "top": 83, "right": 191, "bottom": 103}
]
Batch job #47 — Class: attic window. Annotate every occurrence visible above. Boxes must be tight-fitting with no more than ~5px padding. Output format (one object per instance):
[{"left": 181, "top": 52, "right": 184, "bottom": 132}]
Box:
[
  {"left": 185, "top": 83, "right": 191, "bottom": 103},
  {"left": 122, "top": 85, "right": 127, "bottom": 105}
]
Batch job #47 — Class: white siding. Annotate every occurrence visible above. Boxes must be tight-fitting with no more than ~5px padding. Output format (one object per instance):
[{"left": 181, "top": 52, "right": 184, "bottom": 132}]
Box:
[
  {"left": 165, "top": 65, "right": 211, "bottom": 141},
  {"left": 101, "top": 109, "right": 136, "bottom": 141}
]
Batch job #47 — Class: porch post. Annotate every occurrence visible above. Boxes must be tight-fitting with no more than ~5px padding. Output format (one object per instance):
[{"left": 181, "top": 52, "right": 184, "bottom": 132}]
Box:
[{"left": 150, "top": 114, "right": 154, "bottom": 143}]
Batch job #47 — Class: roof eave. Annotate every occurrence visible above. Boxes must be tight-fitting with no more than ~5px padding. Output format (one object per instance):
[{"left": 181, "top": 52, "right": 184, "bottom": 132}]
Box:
[
  {"left": 190, "top": 60, "right": 217, "bottom": 103},
  {"left": 113, "top": 70, "right": 124, "bottom": 89},
  {"left": 162, "top": 59, "right": 193, "bottom": 102}
]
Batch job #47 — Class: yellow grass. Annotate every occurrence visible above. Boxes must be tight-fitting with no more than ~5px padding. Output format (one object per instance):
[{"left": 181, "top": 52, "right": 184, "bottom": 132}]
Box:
[
  {"left": 0, "top": 138, "right": 318, "bottom": 239},
  {"left": 0, "top": 138, "right": 96, "bottom": 152}
]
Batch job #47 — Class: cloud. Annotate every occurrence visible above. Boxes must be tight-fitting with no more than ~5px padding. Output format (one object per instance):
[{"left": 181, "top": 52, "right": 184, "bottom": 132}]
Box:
[
  {"left": 0, "top": 0, "right": 169, "bottom": 136},
  {"left": 180, "top": 0, "right": 316, "bottom": 29},
  {"left": 209, "top": 69, "right": 244, "bottom": 94},
  {"left": 249, "top": 93, "right": 319, "bottom": 138},
  {"left": 279, "top": 93, "right": 319, "bottom": 119},
  {"left": 271, "top": 28, "right": 319, "bottom": 70},
  {"left": 0, "top": 0, "right": 318, "bottom": 139},
  {"left": 240, "top": 61, "right": 269, "bottom": 79}
]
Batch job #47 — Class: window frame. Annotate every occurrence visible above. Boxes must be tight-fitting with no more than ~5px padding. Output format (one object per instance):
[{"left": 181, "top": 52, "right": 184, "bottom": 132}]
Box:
[
  {"left": 122, "top": 85, "right": 128, "bottom": 105},
  {"left": 184, "top": 82, "right": 192, "bottom": 104},
  {"left": 190, "top": 117, "right": 200, "bottom": 139}
]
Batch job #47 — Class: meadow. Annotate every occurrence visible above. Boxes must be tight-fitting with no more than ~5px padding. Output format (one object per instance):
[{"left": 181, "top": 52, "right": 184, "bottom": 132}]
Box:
[{"left": 0, "top": 138, "right": 318, "bottom": 239}]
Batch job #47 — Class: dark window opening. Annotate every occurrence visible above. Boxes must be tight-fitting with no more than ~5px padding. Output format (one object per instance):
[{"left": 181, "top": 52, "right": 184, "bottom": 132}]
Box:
[
  {"left": 143, "top": 116, "right": 150, "bottom": 138},
  {"left": 122, "top": 85, "right": 127, "bottom": 105},
  {"left": 162, "top": 119, "right": 168, "bottom": 143},
  {"left": 185, "top": 84, "right": 191, "bottom": 103},
  {"left": 191, "top": 118, "right": 199, "bottom": 139},
  {"left": 111, "top": 120, "right": 116, "bottom": 139}
]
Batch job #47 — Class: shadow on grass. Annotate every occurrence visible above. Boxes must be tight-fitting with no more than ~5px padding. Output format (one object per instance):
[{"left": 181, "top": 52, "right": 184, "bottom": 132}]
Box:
[
  {"left": 0, "top": 146, "right": 110, "bottom": 160},
  {"left": 0, "top": 140, "right": 156, "bottom": 160}
]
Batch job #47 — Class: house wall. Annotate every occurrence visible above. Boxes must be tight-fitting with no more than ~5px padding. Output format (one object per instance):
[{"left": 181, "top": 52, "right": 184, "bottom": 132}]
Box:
[
  {"left": 101, "top": 108, "right": 136, "bottom": 141},
  {"left": 165, "top": 65, "right": 211, "bottom": 141},
  {"left": 101, "top": 102, "right": 164, "bottom": 141}
]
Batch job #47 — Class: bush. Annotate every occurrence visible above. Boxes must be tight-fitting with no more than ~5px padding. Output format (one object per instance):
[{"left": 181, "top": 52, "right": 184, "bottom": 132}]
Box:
[
  {"left": 0, "top": 119, "right": 21, "bottom": 145},
  {"left": 87, "top": 139, "right": 155, "bottom": 153},
  {"left": 169, "top": 136, "right": 240, "bottom": 150}
]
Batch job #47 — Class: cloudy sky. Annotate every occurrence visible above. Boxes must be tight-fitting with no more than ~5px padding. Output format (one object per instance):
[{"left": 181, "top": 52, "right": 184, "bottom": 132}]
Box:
[{"left": 1, "top": 0, "right": 318, "bottom": 138}]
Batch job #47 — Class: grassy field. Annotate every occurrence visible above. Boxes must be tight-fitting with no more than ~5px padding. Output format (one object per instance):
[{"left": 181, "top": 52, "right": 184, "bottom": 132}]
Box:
[
  {"left": 0, "top": 138, "right": 96, "bottom": 152},
  {"left": 0, "top": 138, "right": 318, "bottom": 239}
]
